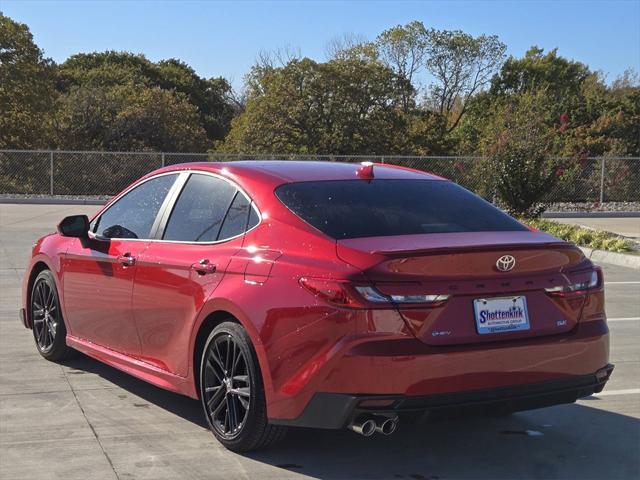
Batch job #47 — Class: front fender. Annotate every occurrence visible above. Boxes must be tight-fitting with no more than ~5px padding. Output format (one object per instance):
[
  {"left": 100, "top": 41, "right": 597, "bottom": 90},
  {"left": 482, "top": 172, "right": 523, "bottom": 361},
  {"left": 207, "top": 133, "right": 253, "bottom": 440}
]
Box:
[{"left": 22, "top": 234, "right": 71, "bottom": 329}]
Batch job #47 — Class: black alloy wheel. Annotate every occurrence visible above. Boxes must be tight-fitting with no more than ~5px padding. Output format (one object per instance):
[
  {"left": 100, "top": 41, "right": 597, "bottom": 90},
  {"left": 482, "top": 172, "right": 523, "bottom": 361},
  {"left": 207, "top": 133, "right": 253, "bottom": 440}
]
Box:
[
  {"left": 203, "top": 331, "right": 252, "bottom": 438},
  {"left": 200, "top": 322, "right": 286, "bottom": 451},
  {"left": 30, "top": 270, "right": 75, "bottom": 361}
]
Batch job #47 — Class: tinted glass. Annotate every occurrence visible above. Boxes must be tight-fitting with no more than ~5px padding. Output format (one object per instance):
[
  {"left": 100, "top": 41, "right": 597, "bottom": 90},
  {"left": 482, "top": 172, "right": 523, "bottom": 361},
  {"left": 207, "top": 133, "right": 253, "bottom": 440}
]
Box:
[
  {"left": 276, "top": 179, "right": 527, "bottom": 239},
  {"left": 248, "top": 206, "right": 260, "bottom": 230},
  {"left": 218, "top": 193, "right": 252, "bottom": 240},
  {"left": 95, "top": 174, "right": 176, "bottom": 239},
  {"left": 163, "top": 174, "right": 237, "bottom": 242}
]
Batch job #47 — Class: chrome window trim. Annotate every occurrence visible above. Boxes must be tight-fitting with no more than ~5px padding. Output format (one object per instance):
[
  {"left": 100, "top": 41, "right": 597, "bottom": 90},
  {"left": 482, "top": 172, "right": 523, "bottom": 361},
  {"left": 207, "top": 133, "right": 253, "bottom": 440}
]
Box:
[
  {"left": 150, "top": 172, "right": 190, "bottom": 239},
  {"left": 91, "top": 169, "right": 262, "bottom": 245}
]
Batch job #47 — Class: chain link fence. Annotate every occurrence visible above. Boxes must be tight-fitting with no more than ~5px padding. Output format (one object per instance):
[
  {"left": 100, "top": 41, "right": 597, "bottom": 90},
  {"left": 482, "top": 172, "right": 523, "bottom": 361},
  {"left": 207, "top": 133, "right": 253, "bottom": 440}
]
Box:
[{"left": 0, "top": 150, "right": 639, "bottom": 206}]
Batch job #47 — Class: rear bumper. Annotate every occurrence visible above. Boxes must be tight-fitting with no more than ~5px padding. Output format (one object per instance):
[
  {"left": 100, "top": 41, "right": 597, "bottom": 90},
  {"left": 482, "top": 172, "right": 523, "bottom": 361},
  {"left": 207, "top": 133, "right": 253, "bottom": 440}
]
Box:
[
  {"left": 272, "top": 364, "right": 614, "bottom": 429},
  {"left": 266, "top": 318, "right": 610, "bottom": 422}
]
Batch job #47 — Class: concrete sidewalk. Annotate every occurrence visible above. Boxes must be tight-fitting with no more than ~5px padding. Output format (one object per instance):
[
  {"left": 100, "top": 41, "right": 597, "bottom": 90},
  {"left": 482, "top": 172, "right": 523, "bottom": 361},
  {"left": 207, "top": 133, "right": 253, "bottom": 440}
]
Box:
[{"left": 553, "top": 217, "right": 640, "bottom": 241}]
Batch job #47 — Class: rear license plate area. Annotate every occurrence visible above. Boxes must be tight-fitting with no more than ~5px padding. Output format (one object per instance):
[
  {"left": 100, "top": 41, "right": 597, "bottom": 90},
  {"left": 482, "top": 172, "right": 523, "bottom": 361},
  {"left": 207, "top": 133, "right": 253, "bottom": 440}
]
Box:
[{"left": 473, "top": 296, "right": 530, "bottom": 334}]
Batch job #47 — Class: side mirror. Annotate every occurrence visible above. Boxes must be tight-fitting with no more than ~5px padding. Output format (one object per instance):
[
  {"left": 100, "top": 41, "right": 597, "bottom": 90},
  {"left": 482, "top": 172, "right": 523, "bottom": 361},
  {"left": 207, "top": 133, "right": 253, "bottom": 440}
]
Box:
[{"left": 57, "top": 215, "right": 90, "bottom": 238}]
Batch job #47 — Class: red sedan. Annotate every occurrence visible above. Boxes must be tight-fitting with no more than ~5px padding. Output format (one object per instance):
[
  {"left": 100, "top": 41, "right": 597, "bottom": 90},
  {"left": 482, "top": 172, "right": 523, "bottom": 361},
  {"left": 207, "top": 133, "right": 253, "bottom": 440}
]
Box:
[{"left": 20, "top": 161, "right": 613, "bottom": 451}]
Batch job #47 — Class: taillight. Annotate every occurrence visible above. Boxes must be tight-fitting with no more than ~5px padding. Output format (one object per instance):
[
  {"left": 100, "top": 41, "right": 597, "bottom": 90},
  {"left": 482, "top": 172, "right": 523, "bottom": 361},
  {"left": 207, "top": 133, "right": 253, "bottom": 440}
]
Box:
[
  {"left": 355, "top": 286, "right": 449, "bottom": 305},
  {"left": 545, "top": 269, "right": 601, "bottom": 297},
  {"left": 299, "top": 278, "right": 367, "bottom": 308},
  {"left": 299, "top": 278, "right": 450, "bottom": 308}
]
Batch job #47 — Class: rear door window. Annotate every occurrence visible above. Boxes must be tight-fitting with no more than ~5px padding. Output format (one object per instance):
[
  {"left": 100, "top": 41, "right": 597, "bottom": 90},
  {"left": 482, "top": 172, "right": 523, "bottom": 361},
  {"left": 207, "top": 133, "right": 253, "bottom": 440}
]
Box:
[
  {"left": 163, "top": 174, "right": 237, "bottom": 242},
  {"left": 275, "top": 179, "right": 527, "bottom": 239}
]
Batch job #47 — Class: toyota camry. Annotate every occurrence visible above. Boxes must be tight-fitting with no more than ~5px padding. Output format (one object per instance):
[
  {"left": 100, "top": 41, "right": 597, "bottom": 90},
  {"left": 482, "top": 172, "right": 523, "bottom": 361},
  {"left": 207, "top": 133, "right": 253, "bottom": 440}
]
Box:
[{"left": 20, "top": 161, "right": 613, "bottom": 451}]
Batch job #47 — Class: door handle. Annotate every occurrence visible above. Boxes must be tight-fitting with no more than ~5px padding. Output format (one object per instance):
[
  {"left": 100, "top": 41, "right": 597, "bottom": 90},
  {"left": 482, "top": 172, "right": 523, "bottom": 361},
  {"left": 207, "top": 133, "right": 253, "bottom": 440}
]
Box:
[
  {"left": 117, "top": 253, "right": 136, "bottom": 266},
  {"left": 191, "top": 259, "right": 217, "bottom": 275}
]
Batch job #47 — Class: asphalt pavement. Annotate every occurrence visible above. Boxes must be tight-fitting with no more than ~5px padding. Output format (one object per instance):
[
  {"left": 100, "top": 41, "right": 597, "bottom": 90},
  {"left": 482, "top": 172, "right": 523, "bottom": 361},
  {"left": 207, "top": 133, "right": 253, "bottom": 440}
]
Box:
[{"left": 1, "top": 204, "right": 638, "bottom": 480}]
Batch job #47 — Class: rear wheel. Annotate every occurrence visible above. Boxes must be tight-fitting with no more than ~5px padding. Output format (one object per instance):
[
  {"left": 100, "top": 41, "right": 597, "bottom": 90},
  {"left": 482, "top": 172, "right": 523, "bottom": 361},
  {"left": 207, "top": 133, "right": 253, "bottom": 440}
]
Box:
[
  {"left": 199, "top": 321, "right": 286, "bottom": 451},
  {"left": 30, "top": 270, "right": 75, "bottom": 361}
]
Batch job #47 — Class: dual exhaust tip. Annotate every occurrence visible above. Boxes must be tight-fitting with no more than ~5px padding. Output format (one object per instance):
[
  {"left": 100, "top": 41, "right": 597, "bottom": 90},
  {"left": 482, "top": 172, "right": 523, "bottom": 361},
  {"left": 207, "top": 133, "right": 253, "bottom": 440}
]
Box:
[{"left": 348, "top": 414, "right": 398, "bottom": 437}]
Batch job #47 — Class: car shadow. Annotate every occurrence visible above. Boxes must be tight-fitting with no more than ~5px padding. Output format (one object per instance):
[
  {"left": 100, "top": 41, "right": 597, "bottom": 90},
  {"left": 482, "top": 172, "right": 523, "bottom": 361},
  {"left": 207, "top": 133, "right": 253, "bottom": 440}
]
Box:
[
  {"left": 63, "top": 353, "right": 639, "bottom": 479},
  {"left": 247, "top": 405, "right": 640, "bottom": 480},
  {"left": 62, "top": 352, "right": 208, "bottom": 428}
]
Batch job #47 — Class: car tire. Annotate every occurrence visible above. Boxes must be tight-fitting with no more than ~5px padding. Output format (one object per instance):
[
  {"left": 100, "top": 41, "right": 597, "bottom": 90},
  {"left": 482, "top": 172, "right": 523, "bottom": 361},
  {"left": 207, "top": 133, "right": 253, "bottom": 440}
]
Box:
[
  {"left": 30, "top": 270, "right": 76, "bottom": 361},
  {"left": 199, "top": 321, "right": 287, "bottom": 452}
]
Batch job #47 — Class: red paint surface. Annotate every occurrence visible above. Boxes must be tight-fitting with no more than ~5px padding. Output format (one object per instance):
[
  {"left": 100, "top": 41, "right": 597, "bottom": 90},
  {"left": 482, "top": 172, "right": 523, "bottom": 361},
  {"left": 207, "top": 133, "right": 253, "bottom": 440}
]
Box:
[{"left": 22, "top": 161, "right": 610, "bottom": 421}]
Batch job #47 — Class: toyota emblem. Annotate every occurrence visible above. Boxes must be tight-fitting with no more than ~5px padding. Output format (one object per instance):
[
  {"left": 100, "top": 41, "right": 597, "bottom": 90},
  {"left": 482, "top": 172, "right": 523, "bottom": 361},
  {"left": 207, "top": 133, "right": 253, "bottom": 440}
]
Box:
[{"left": 496, "top": 255, "right": 516, "bottom": 272}]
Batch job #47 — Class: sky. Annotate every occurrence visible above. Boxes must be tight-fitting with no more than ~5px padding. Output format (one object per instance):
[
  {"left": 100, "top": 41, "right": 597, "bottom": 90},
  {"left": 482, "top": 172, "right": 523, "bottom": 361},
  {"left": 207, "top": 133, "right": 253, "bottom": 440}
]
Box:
[{"left": 2, "top": 0, "right": 639, "bottom": 90}]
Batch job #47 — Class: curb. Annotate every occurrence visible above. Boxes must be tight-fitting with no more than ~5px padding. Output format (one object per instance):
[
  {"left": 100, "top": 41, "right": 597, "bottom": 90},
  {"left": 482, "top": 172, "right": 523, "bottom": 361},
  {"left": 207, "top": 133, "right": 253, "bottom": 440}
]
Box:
[
  {"left": 544, "top": 212, "right": 640, "bottom": 218},
  {"left": 580, "top": 247, "right": 640, "bottom": 270}
]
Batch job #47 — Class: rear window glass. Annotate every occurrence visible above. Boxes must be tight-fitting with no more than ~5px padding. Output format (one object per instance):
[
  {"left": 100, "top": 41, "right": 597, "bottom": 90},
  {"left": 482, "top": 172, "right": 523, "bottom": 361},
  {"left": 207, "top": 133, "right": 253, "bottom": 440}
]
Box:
[{"left": 275, "top": 179, "right": 527, "bottom": 239}]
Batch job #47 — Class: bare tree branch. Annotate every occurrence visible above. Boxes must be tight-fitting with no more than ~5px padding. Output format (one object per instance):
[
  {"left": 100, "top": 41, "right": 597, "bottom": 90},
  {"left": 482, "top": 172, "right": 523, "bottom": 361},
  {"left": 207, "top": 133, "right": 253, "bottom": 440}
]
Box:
[{"left": 425, "top": 29, "right": 506, "bottom": 132}]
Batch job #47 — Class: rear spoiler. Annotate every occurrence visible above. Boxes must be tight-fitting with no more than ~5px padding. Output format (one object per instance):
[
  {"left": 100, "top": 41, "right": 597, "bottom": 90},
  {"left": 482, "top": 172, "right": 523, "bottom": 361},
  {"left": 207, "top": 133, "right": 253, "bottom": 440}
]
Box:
[{"left": 371, "top": 242, "right": 572, "bottom": 257}]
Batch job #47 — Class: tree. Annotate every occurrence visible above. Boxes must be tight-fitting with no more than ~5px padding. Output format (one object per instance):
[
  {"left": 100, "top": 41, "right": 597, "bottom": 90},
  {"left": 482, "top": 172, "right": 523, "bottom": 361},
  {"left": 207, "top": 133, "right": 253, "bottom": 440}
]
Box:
[
  {"left": 491, "top": 47, "right": 590, "bottom": 100},
  {"left": 57, "top": 51, "right": 235, "bottom": 143},
  {"left": 221, "top": 57, "right": 414, "bottom": 155},
  {"left": 561, "top": 78, "right": 640, "bottom": 157},
  {"left": 0, "top": 13, "right": 57, "bottom": 148},
  {"left": 481, "top": 90, "right": 560, "bottom": 217},
  {"left": 54, "top": 84, "right": 209, "bottom": 152},
  {"left": 376, "top": 21, "right": 429, "bottom": 111},
  {"left": 490, "top": 47, "right": 592, "bottom": 123},
  {"left": 425, "top": 29, "right": 506, "bottom": 133}
]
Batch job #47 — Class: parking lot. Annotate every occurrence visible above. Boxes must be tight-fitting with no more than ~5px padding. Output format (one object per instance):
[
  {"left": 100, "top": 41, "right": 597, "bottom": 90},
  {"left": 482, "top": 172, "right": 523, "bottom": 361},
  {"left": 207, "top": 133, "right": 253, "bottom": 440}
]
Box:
[{"left": 1, "top": 204, "right": 638, "bottom": 480}]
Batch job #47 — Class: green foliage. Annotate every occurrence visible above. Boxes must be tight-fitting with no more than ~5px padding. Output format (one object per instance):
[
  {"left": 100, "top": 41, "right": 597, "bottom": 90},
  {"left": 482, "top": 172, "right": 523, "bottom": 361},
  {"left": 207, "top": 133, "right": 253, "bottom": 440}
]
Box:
[
  {"left": 0, "top": 13, "right": 57, "bottom": 148},
  {"left": 0, "top": 15, "right": 235, "bottom": 152},
  {"left": 327, "top": 22, "right": 507, "bottom": 136},
  {"left": 57, "top": 52, "right": 236, "bottom": 144},
  {"left": 481, "top": 90, "right": 560, "bottom": 217},
  {"left": 480, "top": 47, "right": 640, "bottom": 158},
  {"left": 490, "top": 47, "right": 591, "bottom": 114},
  {"left": 220, "top": 58, "right": 415, "bottom": 155},
  {"left": 562, "top": 81, "right": 640, "bottom": 157},
  {"left": 1, "top": 12, "right": 638, "bottom": 163},
  {"left": 525, "top": 218, "right": 634, "bottom": 252},
  {"left": 54, "top": 84, "right": 209, "bottom": 152}
]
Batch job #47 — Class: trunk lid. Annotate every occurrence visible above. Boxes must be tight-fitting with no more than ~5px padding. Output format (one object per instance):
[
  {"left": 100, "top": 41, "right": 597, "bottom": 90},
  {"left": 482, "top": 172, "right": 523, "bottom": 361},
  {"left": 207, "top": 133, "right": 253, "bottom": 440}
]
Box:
[{"left": 337, "top": 231, "right": 593, "bottom": 346}]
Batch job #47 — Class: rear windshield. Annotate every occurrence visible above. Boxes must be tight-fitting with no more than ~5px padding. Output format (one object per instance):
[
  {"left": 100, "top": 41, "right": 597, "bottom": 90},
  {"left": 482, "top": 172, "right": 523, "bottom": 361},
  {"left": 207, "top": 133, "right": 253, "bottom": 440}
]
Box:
[{"left": 275, "top": 179, "right": 527, "bottom": 239}]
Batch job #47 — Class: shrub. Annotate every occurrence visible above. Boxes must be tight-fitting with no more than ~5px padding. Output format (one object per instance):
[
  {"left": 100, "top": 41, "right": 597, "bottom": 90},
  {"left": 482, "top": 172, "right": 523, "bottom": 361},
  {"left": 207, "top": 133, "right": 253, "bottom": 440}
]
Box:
[{"left": 481, "top": 90, "right": 560, "bottom": 217}]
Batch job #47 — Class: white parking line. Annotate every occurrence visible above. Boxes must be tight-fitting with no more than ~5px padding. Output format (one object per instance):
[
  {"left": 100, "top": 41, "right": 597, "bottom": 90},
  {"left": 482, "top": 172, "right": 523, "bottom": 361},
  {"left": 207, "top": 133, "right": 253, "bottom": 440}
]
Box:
[
  {"left": 608, "top": 317, "right": 640, "bottom": 322},
  {"left": 591, "top": 388, "right": 640, "bottom": 397},
  {"left": 605, "top": 281, "right": 640, "bottom": 285}
]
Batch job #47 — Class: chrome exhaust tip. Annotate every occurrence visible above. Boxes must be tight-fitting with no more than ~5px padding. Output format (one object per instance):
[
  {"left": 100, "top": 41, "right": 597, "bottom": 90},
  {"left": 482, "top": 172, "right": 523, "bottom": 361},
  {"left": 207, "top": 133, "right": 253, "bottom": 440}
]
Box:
[
  {"left": 348, "top": 416, "right": 376, "bottom": 437},
  {"left": 375, "top": 416, "right": 398, "bottom": 435}
]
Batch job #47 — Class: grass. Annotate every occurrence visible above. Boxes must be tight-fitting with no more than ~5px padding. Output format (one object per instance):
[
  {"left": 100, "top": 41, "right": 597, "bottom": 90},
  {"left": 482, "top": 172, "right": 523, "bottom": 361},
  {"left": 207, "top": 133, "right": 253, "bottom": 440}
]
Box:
[{"left": 524, "top": 218, "right": 635, "bottom": 253}]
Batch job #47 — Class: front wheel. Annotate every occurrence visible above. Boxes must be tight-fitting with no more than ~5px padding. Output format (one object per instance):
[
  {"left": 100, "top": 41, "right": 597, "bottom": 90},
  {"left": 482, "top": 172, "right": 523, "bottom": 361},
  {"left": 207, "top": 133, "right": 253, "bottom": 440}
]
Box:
[
  {"left": 199, "top": 321, "right": 286, "bottom": 452},
  {"left": 30, "top": 270, "right": 75, "bottom": 361}
]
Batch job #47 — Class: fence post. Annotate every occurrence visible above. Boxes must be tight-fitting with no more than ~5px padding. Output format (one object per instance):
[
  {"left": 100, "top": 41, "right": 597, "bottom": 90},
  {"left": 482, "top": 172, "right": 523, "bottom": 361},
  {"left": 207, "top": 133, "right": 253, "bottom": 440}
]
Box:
[
  {"left": 599, "top": 157, "right": 606, "bottom": 204},
  {"left": 380, "top": 156, "right": 385, "bottom": 164},
  {"left": 49, "top": 151, "right": 54, "bottom": 196},
  {"left": 161, "top": 152, "right": 165, "bottom": 167}
]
